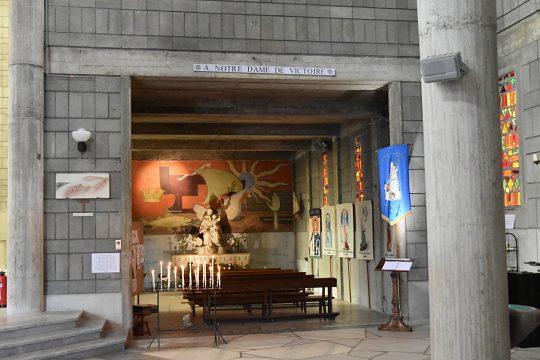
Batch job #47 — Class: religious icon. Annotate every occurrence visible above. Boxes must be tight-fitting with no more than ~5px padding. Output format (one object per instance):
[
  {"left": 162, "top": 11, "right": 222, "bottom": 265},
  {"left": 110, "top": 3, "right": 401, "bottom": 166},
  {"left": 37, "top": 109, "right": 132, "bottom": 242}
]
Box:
[
  {"left": 321, "top": 206, "right": 336, "bottom": 256},
  {"left": 354, "top": 200, "right": 374, "bottom": 260},
  {"left": 336, "top": 203, "right": 354, "bottom": 258},
  {"left": 308, "top": 209, "right": 322, "bottom": 258}
]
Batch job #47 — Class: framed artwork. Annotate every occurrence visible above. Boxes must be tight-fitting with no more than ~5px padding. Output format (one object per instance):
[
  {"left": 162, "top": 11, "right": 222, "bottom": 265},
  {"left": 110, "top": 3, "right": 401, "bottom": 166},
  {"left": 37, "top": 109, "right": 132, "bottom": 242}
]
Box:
[
  {"left": 308, "top": 208, "right": 322, "bottom": 258},
  {"left": 355, "top": 200, "right": 374, "bottom": 260},
  {"left": 336, "top": 203, "right": 354, "bottom": 258},
  {"left": 55, "top": 173, "right": 110, "bottom": 199},
  {"left": 321, "top": 206, "right": 336, "bottom": 256}
]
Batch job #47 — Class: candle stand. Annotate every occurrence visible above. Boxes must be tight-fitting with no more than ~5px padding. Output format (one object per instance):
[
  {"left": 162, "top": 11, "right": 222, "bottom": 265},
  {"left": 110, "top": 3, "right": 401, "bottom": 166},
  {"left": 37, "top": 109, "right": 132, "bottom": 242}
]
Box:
[{"left": 146, "top": 266, "right": 225, "bottom": 349}]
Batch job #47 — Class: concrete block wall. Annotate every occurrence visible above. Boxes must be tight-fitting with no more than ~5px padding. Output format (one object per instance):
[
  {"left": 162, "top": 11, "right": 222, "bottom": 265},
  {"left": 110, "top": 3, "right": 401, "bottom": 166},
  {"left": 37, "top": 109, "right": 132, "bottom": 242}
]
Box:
[
  {"left": 294, "top": 151, "right": 309, "bottom": 273},
  {"left": 44, "top": 74, "right": 123, "bottom": 296},
  {"left": 496, "top": 0, "right": 539, "bottom": 32},
  {"left": 338, "top": 121, "right": 377, "bottom": 307},
  {"left": 45, "top": 0, "right": 419, "bottom": 57},
  {"left": 0, "top": 0, "right": 7, "bottom": 271},
  {"left": 498, "top": 13, "right": 540, "bottom": 272},
  {"left": 400, "top": 81, "right": 428, "bottom": 320}
]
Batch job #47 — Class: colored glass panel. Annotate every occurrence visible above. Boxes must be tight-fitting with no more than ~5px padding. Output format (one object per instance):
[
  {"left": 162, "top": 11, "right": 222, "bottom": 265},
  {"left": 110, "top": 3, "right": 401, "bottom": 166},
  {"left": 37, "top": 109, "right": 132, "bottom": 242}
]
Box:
[
  {"left": 499, "top": 71, "right": 521, "bottom": 207},
  {"left": 322, "top": 152, "right": 329, "bottom": 206},
  {"left": 354, "top": 137, "right": 364, "bottom": 201}
]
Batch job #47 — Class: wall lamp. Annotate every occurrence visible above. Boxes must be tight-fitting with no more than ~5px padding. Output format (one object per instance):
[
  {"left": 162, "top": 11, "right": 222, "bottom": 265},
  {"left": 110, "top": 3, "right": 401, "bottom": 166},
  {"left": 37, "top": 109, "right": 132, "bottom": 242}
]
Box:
[
  {"left": 420, "top": 52, "right": 466, "bottom": 83},
  {"left": 71, "top": 128, "right": 91, "bottom": 154}
]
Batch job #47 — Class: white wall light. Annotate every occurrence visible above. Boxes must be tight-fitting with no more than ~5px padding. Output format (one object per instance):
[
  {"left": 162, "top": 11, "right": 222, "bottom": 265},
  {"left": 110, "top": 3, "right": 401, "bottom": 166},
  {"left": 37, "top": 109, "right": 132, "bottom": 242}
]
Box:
[{"left": 71, "top": 128, "right": 91, "bottom": 154}]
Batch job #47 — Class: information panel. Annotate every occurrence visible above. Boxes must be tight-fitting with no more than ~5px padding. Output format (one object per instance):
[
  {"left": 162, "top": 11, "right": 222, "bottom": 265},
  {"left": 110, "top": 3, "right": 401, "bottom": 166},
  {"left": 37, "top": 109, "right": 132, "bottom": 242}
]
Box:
[{"left": 91, "top": 253, "right": 120, "bottom": 273}]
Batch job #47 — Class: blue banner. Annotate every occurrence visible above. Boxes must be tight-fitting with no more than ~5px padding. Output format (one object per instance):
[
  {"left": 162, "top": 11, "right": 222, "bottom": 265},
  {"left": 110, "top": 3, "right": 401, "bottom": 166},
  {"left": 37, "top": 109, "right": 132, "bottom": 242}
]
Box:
[{"left": 378, "top": 144, "right": 412, "bottom": 225}]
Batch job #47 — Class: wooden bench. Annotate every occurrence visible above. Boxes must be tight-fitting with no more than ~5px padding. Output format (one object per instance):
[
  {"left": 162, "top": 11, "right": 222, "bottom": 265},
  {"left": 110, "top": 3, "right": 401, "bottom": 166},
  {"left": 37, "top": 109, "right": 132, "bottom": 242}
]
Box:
[
  {"left": 182, "top": 269, "right": 338, "bottom": 322},
  {"left": 183, "top": 269, "right": 311, "bottom": 317}
]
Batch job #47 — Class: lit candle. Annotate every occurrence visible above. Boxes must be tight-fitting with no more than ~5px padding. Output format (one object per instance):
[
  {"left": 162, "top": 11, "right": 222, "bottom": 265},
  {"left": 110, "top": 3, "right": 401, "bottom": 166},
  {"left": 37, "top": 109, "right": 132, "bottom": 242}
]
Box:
[
  {"left": 203, "top": 259, "right": 207, "bottom": 288},
  {"left": 211, "top": 255, "right": 215, "bottom": 288},
  {"left": 196, "top": 258, "right": 200, "bottom": 288},
  {"left": 174, "top": 266, "right": 177, "bottom": 290},
  {"left": 151, "top": 269, "right": 156, "bottom": 292},
  {"left": 160, "top": 261, "right": 163, "bottom": 290},
  {"left": 180, "top": 264, "right": 185, "bottom": 289},
  {"left": 217, "top": 265, "right": 221, "bottom": 288},
  {"left": 189, "top": 257, "right": 192, "bottom": 288},
  {"left": 167, "top": 262, "right": 171, "bottom": 290}
]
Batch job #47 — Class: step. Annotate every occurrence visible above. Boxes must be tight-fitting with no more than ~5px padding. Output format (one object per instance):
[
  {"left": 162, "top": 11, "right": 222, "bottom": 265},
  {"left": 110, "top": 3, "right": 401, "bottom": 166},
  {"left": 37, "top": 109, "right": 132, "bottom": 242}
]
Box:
[
  {"left": 4, "top": 329, "right": 127, "bottom": 360},
  {"left": 0, "top": 311, "right": 82, "bottom": 341},
  {"left": 0, "top": 319, "right": 106, "bottom": 357}
]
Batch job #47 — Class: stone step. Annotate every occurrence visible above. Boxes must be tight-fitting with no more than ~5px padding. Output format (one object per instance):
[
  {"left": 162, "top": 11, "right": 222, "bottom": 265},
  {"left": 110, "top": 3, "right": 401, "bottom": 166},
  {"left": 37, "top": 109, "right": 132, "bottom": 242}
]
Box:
[
  {"left": 0, "top": 311, "right": 82, "bottom": 341},
  {"left": 0, "top": 319, "right": 106, "bottom": 357},
  {"left": 4, "top": 329, "right": 127, "bottom": 360}
]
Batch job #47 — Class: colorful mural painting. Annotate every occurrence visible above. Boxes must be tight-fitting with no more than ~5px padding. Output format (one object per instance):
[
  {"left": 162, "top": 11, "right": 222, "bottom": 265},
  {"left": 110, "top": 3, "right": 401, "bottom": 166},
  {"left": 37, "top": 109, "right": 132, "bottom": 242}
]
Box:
[{"left": 132, "top": 160, "right": 293, "bottom": 233}]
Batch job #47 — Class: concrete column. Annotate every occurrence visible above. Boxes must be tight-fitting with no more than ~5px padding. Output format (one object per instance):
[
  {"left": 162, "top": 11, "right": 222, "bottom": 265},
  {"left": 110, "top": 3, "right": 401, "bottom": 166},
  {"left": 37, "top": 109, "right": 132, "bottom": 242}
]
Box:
[
  {"left": 121, "top": 76, "right": 132, "bottom": 329},
  {"left": 7, "top": 0, "right": 45, "bottom": 314},
  {"left": 417, "top": 1, "right": 510, "bottom": 359}
]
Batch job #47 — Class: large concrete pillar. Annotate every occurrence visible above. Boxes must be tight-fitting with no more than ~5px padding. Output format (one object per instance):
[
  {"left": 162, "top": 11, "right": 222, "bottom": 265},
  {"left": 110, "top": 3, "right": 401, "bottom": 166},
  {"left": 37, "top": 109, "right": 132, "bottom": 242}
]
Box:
[
  {"left": 417, "top": 1, "right": 510, "bottom": 359},
  {"left": 7, "top": 0, "right": 45, "bottom": 314}
]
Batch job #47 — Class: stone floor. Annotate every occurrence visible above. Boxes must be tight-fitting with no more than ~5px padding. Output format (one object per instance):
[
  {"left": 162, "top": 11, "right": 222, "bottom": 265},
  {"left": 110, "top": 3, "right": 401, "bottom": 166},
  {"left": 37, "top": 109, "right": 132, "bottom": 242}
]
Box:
[
  {"left": 2, "top": 298, "right": 539, "bottom": 359},
  {"left": 96, "top": 324, "right": 540, "bottom": 360},
  {"left": 101, "top": 294, "right": 540, "bottom": 360}
]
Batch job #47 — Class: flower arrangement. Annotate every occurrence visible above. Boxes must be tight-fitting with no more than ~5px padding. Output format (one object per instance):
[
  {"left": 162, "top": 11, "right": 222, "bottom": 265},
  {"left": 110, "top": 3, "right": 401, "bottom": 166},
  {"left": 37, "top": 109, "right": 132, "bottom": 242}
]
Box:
[
  {"left": 171, "top": 226, "right": 199, "bottom": 253},
  {"left": 227, "top": 233, "right": 248, "bottom": 251},
  {"left": 191, "top": 236, "right": 203, "bottom": 248}
]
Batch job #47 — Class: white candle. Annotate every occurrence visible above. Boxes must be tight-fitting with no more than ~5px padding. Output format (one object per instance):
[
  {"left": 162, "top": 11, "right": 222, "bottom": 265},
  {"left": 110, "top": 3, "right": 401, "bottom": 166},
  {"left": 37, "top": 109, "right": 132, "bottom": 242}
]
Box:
[
  {"left": 203, "top": 260, "right": 207, "bottom": 288},
  {"left": 167, "top": 262, "right": 171, "bottom": 290},
  {"left": 217, "top": 265, "right": 221, "bottom": 288},
  {"left": 151, "top": 269, "right": 156, "bottom": 292},
  {"left": 211, "top": 255, "right": 215, "bottom": 288},
  {"left": 180, "top": 264, "right": 185, "bottom": 289},
  {"left": 189, "top": 257, "right": 192, "bottom": 288},
  {"left": 160, "top": 261, "right": 163, "bottom": 290},
  {"left": 174, "top": 266, "right": 177, "bottom": 290},
  {"left": 196, "top": 258, "right": 200, "bottom": 288}
]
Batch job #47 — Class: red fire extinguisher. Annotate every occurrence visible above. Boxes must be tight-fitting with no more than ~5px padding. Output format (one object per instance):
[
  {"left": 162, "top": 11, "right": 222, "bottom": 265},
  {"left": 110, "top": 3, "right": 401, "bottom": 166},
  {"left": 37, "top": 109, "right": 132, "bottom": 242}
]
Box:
[{"left": 0, "top": 271, "right": 6, "bottom": 308}]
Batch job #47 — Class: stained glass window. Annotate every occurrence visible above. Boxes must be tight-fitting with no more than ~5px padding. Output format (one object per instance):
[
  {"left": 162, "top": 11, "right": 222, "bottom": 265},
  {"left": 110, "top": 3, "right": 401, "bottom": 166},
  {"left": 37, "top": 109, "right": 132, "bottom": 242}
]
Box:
[
  {"left": 322, "top": 151, "right": 329, "bottom": 206},
  {"left": 354, "top": 136, "right": 364, "bottom": 201},
  {"left": 499, "top": 71, "right": 521, "bottom": 207}
]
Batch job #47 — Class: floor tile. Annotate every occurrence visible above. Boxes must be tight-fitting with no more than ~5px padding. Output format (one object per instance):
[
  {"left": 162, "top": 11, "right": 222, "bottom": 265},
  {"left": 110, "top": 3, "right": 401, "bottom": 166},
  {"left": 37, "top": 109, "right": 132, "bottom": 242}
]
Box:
[
  {"left": 353, "top": 337, "right": 430, "bottom": 353},
  {"left": 349, "top": 350, "right": 385, "bottom": 359},
  {"left": 372, "top": 352, "right": 430, "bottom": 360},
  {"left": 298, "top": 355, "right": 367, "bottom": 360},
  {"left": 366, "top": 325, "right": 430, "bottom": 339},
  {"left": 294, "top": 328, "right": 366, "bottom": 340},
  {"left": 220, "top": 333, "right": 297, "bottom": 349},
  {"left": 286, "top": 338, "right": 323, "bottom": 346},
  {"left": 243, "top": 341, "right": 350, "bottom": 359},
  {"left": 330, "top": 338, "right": 363, "bottom": 347},
  {"left": 142, "top": 347, "right": 239, "bottom": 360}
]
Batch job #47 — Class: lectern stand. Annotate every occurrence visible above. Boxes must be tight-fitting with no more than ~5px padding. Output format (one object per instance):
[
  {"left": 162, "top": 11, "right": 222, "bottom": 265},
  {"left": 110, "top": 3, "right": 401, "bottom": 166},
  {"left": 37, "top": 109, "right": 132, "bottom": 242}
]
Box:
[{"left": 375, "top": 258, "right": 414, "bottom": 332}]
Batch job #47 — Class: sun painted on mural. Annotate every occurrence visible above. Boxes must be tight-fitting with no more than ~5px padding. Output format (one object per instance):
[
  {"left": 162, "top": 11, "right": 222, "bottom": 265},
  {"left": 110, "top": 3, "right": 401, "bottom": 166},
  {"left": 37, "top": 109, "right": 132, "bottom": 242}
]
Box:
[{"left": 132, "top": 160, "right": 293, "bottom": 233}]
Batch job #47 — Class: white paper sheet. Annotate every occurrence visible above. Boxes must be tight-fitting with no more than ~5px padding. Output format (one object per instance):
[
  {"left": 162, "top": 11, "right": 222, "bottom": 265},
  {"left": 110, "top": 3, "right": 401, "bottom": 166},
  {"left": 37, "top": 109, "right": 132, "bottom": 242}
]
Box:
[{"left": 91, "top": 253, "right": 120, "bottom": 273}]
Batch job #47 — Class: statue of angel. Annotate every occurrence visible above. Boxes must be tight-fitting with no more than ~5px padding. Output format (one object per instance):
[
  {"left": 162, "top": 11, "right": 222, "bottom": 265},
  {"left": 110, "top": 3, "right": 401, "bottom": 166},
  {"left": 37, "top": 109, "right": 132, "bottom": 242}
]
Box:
[{"left": 198, "top": 208, "right": 223, "bottom": 253}]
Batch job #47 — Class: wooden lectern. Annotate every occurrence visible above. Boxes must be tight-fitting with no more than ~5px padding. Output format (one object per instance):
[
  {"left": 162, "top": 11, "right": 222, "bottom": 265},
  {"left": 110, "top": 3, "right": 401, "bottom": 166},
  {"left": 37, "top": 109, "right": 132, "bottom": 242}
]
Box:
[{"left": 375, "top": 258, "right": 414, "bottom": 332}]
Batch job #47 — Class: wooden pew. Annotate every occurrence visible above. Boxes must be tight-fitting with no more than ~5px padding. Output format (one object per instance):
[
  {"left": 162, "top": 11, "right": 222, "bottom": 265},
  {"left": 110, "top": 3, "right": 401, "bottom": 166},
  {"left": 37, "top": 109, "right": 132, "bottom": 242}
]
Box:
[
  {"left": 183, "top": 269, "right": 310, "bottom": 317},
  {"left": 182, "top": 269, "right": 338, "bottom": 321}
]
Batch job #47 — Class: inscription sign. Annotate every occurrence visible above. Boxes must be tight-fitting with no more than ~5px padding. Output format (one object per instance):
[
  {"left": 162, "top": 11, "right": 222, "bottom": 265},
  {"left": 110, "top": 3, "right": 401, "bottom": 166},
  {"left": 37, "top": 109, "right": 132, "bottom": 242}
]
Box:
[{"left": 194, "top": 64, "right": 336, "bottom": 77}]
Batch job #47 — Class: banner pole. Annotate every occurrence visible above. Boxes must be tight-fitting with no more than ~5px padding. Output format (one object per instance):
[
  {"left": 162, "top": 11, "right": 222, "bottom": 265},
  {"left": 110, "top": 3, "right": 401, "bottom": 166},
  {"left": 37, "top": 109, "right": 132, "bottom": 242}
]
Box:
[
  {"left": 366, "top": 260, "right": 371, "bottom": 309},
  {"left": 394, "top": 223, "right": 399, "bottom": 257},
  {"left": 347, "top": 258, "right": 352, "bottom": 303}
]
